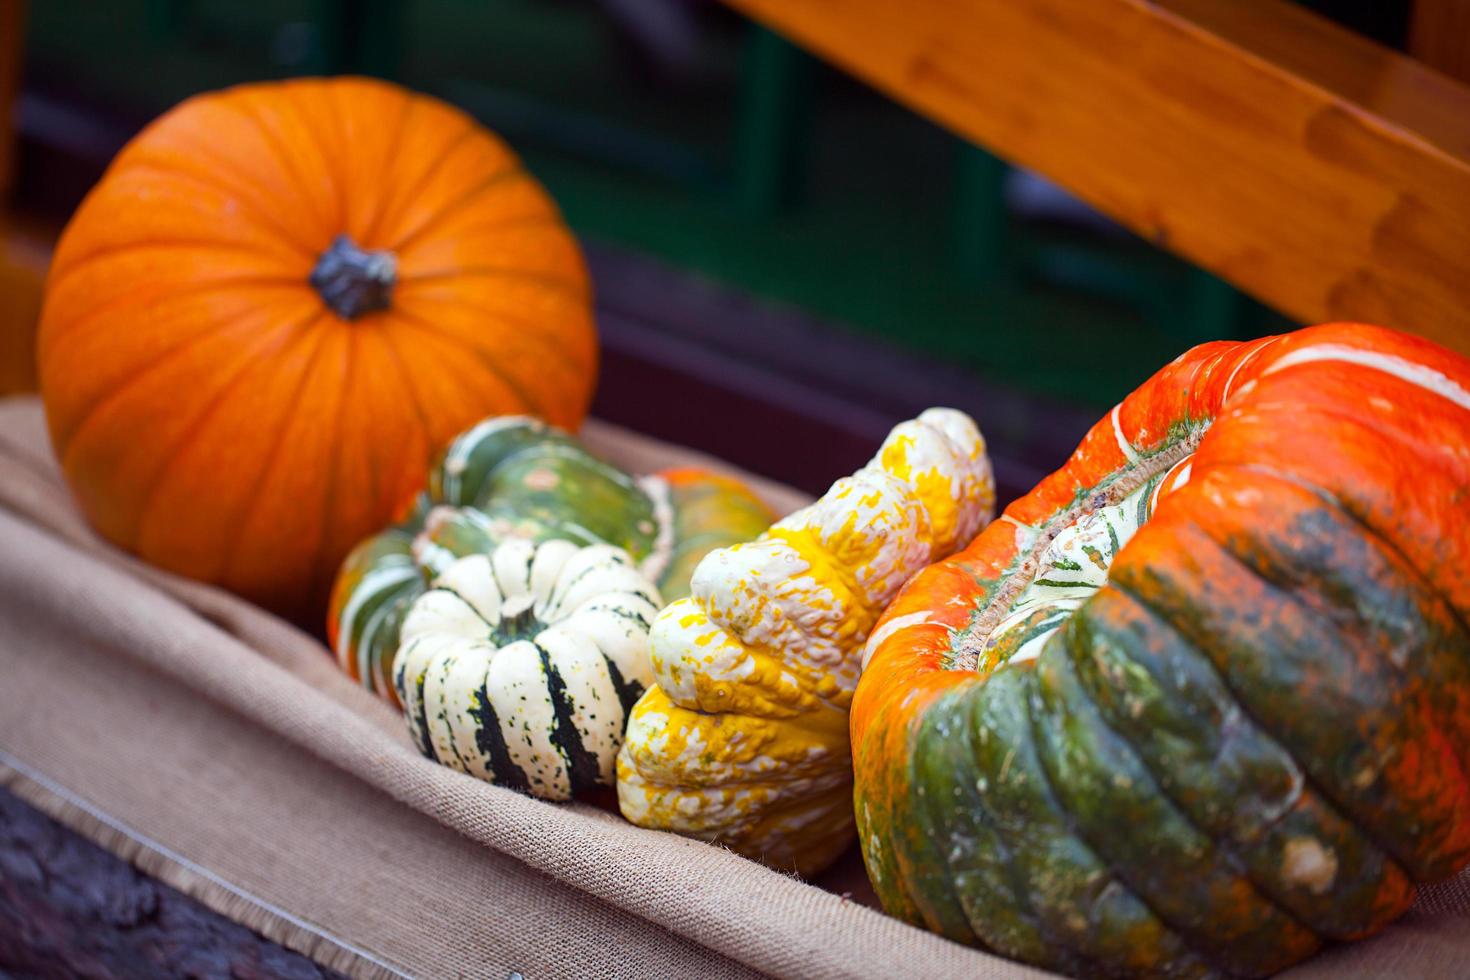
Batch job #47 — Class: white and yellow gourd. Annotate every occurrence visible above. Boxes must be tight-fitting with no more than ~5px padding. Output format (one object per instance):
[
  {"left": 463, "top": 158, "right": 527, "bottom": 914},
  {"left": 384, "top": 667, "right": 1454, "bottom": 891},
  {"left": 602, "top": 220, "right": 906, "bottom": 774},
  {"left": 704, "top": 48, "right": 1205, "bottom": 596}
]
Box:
[
  {"left": 395, "top": 538, "right": 661, "bottom": 800},
  {"left": 615, "top": 409, "right": 995, "bottom": 874}
]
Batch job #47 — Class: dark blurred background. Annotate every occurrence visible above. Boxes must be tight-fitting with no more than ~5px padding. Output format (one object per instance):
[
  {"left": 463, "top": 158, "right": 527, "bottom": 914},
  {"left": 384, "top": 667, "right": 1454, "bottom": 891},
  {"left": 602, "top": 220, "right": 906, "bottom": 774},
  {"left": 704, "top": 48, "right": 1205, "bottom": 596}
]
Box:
[{"left": 7, "top": 0, "right": 1415, "bottom": 493}]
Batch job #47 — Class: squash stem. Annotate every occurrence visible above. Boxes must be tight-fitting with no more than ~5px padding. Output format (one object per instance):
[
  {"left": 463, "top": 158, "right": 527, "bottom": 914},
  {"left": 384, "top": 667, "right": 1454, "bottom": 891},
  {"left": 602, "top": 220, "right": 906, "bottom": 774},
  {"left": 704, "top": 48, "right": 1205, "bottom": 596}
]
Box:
[
  {"left": 311, "top": 234, "right": 397, "bottom": 319},
  {"left": 495, "top": 595, "right": 543, "bottom": 644}
]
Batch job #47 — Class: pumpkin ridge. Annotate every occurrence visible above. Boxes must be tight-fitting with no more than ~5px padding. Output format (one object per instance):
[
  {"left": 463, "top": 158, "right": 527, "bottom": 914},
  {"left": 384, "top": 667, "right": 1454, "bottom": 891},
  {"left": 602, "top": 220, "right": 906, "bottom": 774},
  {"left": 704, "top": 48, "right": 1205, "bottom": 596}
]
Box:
[
  {"left": 370, "top": 115, "right": 484, "bottom": 247},
  {"left": 631, "top": 475, "right": 675, "bottom": 584},
  {"left": 543, "top": 551, "right": 616, "bottom": 615},
  {"left": 114, "top": 160, "right": 321, "bottom": 260},
  {"left": 371, "top": 323, "right": 437, "bottom": 451},
  {"left": 399, "top": 264, "right": 590, "bottom": 301},
  {"left": 388, "top": 305, "right": 546, "bottom": 419},
  {"left": 887, "top": 725, "right": 980, "bottom": 946},
  {"left": 952, "top": 427, "right": 1207, "bottom": 670},
  {"left": 1246, "top": 387, "right": 1470, "bottom": 483},
  {"left": 217, "top": 319, "right": 337, "bottom": 581},
  {"left": 320, "top": 78, "right": 367, "bottom": 237},
  {"left": 351, "top": 89, "right": 420, "bottom": 245},
  {"left": 1051, "top": 612, "right": 1331, "bottom": 954},
  {"left": 339, "top": 550, "right": 418, "bottom": 681},
  {"left": 219, "top": 94, "right": 336, "bottom": 239},
  {"left": 396, "top": 290, "right": 596, "bottom": 386},
  {"left": 289, "top": 81, "right": 376, "bottom": 246},
  {"left": 387, "top": 165, "right": 529, "bottom": 255},
  {"left": 428, "top": 647, "right": 481, "bottom": 776},
  {"left": 382, "top": 318, "right": 534, "bottom": 426},
  {"left": 518, "top": 443, "right": 648, "bottom": 501},
  {"left": 401, "top": 212, "right": 568, "bottom": 257},
  {"left": 222, "top": 92, "right": 340, "bottom": 237},
  {"left": 116, "top": 146, "right": 323, "bottom": 258},
  {"left": 301, "top": 82, "right": 353, "bottom": 249},
  {"left": 435, "top": 423, "right": 568, "bottom": 504},
  {"left": 308, "top": 324, "right": 357, "bottom": 601},
  {"left": 135, "top": 312, "right": 337, "bottom": 572},
  {"left": 1111, "top": 547, "right": 1448, "bottom": 881},
  {"left": 1109, "top": 572, "right": 1359, "bottom": 831},
  {"left": 57, "top": 298, "right": 319, "bottom": 491},
  {"left": 39, "top": 277, "right": 306, "bottom": 361},
  {"left": 425, "top": 583, "right": 494, "bottom": 631},
  {"left": 1193, "top": 464, "right": 1470, "bottom": 657},
  {"left": 47, "top": 238, "right": 304, "bottom": 290}
]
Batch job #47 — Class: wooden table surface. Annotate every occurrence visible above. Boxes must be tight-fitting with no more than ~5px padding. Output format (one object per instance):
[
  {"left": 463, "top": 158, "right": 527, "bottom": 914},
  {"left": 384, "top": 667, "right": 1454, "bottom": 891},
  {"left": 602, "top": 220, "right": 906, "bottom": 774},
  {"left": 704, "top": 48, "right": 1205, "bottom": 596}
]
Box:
[{"left": 0, "top": 786, "right": 343, "bottom": 979}]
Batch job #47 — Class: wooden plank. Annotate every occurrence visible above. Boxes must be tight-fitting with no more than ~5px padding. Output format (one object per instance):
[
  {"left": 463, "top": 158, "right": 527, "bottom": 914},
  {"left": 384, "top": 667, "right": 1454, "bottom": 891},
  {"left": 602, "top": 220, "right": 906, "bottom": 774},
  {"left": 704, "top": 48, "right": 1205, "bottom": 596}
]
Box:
[
  {"left": 0, "top": 786, "right": 345, "bottom": 979},
  {"left": 720, "top": 0, "right": 1470, "bottom": 354},
  {"left": 1410, "top": 0, "right": 1470, "bottom": 86},
  {"left": 0, "top": 221, "right": 45, "bottom": 395}
]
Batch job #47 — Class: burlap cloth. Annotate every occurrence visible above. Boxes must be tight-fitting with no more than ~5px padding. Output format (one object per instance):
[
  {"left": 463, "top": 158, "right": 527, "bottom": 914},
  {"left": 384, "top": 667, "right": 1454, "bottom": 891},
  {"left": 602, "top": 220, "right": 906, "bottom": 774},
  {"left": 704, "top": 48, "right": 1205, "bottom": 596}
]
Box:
[{"left": 1, "top": 395, "right": 1466, "bottom": 979}]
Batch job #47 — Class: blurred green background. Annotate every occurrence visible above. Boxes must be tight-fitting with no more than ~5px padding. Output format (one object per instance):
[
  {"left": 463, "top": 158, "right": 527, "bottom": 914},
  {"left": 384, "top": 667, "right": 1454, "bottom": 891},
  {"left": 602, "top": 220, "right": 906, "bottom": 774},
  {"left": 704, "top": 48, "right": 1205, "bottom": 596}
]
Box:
[{"left": 20, "top": 1, "right": 1408, "bottom": 408}]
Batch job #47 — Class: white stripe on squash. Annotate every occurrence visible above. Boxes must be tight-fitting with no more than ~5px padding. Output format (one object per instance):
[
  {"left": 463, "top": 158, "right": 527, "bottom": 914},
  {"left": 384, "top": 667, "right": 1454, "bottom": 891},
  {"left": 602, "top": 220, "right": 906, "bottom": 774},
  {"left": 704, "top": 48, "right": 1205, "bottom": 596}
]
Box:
[
  {"left": 1259, "top": 343, "right": 1470, "bottom": 413},
  {"left": 336, "top": 560, "right": 418, "bottom": 669}
]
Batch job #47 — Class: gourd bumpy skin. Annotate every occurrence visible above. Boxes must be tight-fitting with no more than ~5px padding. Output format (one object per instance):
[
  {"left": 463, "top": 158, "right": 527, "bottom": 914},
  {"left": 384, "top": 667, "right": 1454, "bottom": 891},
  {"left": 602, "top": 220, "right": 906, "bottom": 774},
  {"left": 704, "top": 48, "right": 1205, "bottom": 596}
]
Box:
[{"left": 616, "top": 409, "right": 995, "bottom": 875}]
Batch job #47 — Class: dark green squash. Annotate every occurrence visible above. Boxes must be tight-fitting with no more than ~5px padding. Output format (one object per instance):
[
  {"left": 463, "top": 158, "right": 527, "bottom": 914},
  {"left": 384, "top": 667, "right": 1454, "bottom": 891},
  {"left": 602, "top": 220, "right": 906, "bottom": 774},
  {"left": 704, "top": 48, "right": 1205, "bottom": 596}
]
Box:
[{"left": 328, "top": 416, "right": 773, "bottom": 703}]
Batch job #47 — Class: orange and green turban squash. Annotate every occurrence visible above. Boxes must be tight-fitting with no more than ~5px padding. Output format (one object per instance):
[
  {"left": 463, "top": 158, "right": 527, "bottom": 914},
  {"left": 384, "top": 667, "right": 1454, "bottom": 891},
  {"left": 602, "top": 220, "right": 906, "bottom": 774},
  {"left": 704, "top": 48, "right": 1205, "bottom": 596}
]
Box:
[{"left": 854, "top": 323, "right": 1470, "bottom": 978}]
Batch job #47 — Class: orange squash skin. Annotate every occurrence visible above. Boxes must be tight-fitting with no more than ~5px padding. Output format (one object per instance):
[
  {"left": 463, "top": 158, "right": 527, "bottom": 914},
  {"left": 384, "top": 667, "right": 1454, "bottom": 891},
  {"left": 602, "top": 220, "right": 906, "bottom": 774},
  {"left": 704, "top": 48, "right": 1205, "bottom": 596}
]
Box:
[
  {"left": 38, "top": 77, "right": 595, "bottom": 621},
  {"left": 854, "top": 324, "right": 1470, "bottom": 977}
]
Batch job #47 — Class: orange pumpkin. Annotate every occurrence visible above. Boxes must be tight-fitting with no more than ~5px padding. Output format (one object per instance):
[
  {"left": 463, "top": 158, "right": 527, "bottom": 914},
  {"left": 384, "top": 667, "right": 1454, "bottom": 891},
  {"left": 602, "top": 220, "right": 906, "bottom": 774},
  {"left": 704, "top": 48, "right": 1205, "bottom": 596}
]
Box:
[{"left": 38, "top": 76, "right": 596, "bottom": 621}]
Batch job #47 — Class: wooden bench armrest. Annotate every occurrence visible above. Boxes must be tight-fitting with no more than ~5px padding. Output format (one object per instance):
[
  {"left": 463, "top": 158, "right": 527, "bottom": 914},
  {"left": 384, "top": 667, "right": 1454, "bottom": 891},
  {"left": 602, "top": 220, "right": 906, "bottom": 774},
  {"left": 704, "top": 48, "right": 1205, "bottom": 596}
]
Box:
[{"left": 722, "top": 0, "right": 1470, "bottom": 354}]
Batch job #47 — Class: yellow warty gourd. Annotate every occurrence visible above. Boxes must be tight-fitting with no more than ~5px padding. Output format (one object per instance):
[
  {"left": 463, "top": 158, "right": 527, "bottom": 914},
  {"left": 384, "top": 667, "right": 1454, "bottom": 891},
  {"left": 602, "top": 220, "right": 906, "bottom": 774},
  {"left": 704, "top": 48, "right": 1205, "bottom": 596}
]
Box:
[{"left": 615, "top": 408, "right": 995, "bottom": 875}]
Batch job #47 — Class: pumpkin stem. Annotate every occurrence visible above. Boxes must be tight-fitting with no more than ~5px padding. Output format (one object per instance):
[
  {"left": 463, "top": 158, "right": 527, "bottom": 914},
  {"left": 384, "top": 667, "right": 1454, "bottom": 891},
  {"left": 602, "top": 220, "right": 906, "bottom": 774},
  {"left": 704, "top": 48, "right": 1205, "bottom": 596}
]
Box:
[{"left": 310, "top": 234, "right": 397, "bottom": 319}]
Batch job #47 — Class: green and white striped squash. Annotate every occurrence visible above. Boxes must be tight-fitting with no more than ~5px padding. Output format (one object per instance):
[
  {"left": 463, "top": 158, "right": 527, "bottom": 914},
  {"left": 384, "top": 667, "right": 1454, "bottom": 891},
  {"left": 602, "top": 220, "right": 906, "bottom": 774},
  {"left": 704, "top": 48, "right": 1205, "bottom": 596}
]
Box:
[
  {"left": 396, "top": 538, "right": 661, "bottom": 800},
  {"left": 330, "top": 415, "right": 773, "bottom": 704}
]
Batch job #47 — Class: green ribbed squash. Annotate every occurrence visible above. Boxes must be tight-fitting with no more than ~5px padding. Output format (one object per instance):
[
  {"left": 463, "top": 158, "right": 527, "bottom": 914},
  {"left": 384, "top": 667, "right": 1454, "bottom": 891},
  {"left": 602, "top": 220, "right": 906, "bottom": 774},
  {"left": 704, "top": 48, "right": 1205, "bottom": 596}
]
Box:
[{"left": 328, "top": 415, "right": 773, "bottom": 703}]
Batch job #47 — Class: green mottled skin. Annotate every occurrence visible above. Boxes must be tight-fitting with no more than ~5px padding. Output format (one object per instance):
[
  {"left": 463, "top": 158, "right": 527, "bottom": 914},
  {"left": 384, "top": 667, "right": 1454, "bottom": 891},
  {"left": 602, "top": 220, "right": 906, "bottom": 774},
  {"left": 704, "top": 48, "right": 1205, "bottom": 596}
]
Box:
[
  {"left": 879, "top": 490, "right": 1457, "bottom": 978},
  {"left": 1069, "top": 589, "right": 1410, "bottom": 938},
  {"left": 857, "top": 326, "right": 1470, "bottom": 979},
  {"left": 446, "top": 443, "right": 663, "bottom": 560},
  {"left": 660, "top": 474, "right": 777, "bottom": 593},
  {"left": 330, "top": 417, "right": 772, "bottom": 703}
]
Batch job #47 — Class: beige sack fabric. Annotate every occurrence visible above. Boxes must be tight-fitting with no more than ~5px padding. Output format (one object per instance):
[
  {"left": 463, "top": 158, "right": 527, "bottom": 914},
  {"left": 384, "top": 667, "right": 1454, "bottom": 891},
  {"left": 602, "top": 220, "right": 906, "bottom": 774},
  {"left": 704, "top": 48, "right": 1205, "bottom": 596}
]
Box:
[{"left": 0, "top": 395, "right": 1466, "bottom": 979}]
